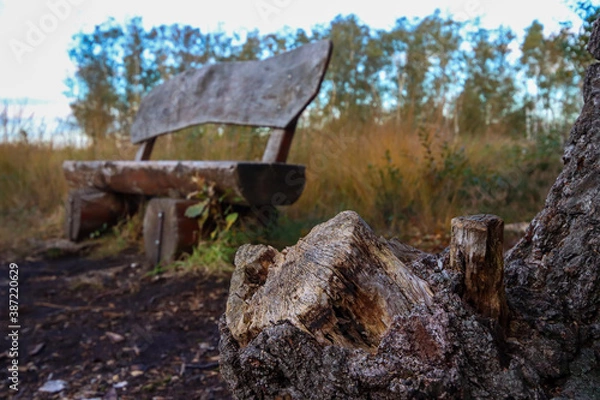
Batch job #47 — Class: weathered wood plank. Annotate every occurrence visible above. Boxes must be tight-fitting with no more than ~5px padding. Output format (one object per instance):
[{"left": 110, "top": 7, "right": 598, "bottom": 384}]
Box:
[
  {"left": 134, "top": 137, "right": 156, "bottom": 161},
  {"left": 261, "top": 120, "right": 297, "bottom": 163},
  {"left": 65, "top": 188, "right": 129, "bottom": 242},
  {"left": 143, "top": 198, "right": 200, "bottom": 265},
  {"left": 130, "top": 40, "right": 333, "bottom": 144},
  {"left": 62, "top": 160, "right": 306, "bottom": 206},
  {"left": 450, "top": 214, "right": 509, "bottom": 330}
]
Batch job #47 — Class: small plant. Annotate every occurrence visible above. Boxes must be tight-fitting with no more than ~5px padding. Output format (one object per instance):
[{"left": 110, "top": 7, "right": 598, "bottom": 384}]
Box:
[
  {"left": 89, "top": 223, "right": 109, "bottom": 239},
  {"left": 368, "top": 149, "right": 406, "bottom": 230},
  {"left": 173, "top": 240, "right": 237, "bottom": 275},
  {"left": 185, "top": 176, "right": 239, "bottom": 240},
  {"left": 164, "top": 176, "right": 244, "bottom": 273},
  {"left": 90, "top": 211, "right": 144, "bottom": 258}
]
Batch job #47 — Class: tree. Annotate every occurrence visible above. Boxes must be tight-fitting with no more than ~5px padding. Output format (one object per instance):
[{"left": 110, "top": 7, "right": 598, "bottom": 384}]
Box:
[
  {"left": 66, "top": 18, "right": 124, "bottom": 144},
  {"left": 310, "top": 15, "right": 389, "bottom": 125},
  {"left": 457, "top": 26, "right": 519, "bottom": 135},
  {"left": 565, "top": 0, "right": 600, "bottom": 68},
  {"left": 66, "top": 18, "right": 234, "bottom": 142},
  {"left": 383, "top": 11, "right": 463, "bottom": 127},
  {"left": 520, "top": 20, "right": 583, "bottom": 138}
]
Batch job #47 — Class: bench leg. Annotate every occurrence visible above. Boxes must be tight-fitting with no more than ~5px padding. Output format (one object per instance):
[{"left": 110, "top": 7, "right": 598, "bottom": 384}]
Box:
[
  {"left": 143, "top": 198, "right": 200, "bottom": 266},
  {"left": 65, "top": 188, "right": 129, "bottom": 242}
]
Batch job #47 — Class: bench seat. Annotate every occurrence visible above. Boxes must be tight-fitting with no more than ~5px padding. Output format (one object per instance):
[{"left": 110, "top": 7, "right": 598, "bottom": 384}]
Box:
[{"left": 63, "top": 160, "right": 305, "bottom": 206}]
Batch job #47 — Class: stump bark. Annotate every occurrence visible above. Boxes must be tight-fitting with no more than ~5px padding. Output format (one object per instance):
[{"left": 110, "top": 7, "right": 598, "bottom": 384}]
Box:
[
  {"left": 450, "top": 215, "right": 509, "bottom": 331},
  {"left": 219, "top": 21, "right": 600, "bottom": 399}
]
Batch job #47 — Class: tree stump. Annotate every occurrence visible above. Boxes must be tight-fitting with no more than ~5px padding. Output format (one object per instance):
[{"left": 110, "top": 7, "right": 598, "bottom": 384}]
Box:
[
  {"left": 225, "top": 211, "right": 434, "bottom": 351},
  {"left": 220, "top": 211, "right": 543, "bottom": 399},
  {"left": 450, "top": 214, "right": 508, "bottom": 331}
]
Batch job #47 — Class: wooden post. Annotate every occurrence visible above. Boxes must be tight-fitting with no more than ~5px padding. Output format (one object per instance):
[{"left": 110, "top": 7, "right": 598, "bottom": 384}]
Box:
[
  {"left": 143, "top": 198, "right": 201, "bottom": 265},
  {"left": 450, "top": 214, "right": 509, "bottom": 330},
  {"left": 134, "top": 137, "right": 156, "bottom": 161},
  {"left": 261, "top": 119, "right": 297, "bottom": 163},
  {"left": 65, "top": 188, "right": 128, "bottom": 242}
]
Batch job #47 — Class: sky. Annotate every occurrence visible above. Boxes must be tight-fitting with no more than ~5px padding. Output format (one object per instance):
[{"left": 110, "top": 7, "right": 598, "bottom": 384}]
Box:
[{"left": 0, "top": 0, "right": 582, "bottom": 135}]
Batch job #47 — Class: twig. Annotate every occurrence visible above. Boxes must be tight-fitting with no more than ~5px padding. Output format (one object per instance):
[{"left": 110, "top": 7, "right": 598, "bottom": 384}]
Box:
[
  {"left": 34, "top": 302, "right": 97, "bottom": 311},
  {"left": 185, "top": 362, "right": 220, "bottom": 370}
]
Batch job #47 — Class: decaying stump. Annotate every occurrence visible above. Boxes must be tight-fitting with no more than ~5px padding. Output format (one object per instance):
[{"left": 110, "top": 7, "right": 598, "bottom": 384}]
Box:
[
  {"left": 219, "top": 18, "right": 600, "bottom": 400},
  {"left": 220, "top": 211, "right": 544, "bottom": 399},
  {"left": 226, "top": 211, "right": 434, "bottom": 351},
  {"left": 450, "top": 215, "right": 509, "bottom": 331}
]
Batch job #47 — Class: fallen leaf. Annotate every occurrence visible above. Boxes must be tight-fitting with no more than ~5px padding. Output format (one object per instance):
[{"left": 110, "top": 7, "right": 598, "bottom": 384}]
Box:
[
  {"left": 38, "top": 379, "right": 67, "bottom": 393},
  {"left": 29, "top": 342, "right": 45, "bottom": 356},
  {"left": 103, "top": 311, "right": 125, "bottom": 318},
  {"left": 105, "top": 331, "right": 125, "bottom": 343},
  {"left": 113, "top": 381, "right": 128, "bottom": 389}
]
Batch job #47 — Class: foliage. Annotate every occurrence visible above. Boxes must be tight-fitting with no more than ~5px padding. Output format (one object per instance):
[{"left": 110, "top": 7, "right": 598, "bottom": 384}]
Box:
[
  {"left": 185, "top": 177, "right": 239, "bottom": 240},
  {"left": 153, "top": 177, "right": 241, "bottom": 273},
  {"left": 170, "top": 239, "right": 237, "bottom": 275},
  {"left": 90, "top": 211, "right": 144, "bottom": 259},
  {"left": 65, "top": 8, "right": 594, "bottom": 141}
]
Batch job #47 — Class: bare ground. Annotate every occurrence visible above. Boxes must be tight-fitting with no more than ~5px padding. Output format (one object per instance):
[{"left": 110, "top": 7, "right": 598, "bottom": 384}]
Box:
[{"left": 0, "top": 247, "right": 233, "bottom": 400}]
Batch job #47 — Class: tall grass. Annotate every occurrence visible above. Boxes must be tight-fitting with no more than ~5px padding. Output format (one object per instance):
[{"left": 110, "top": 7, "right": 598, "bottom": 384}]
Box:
[
  {"left": 0, "top": 112, "right": 565, "bottom": 254},
  {"left": 287, "top": 117, "right": 563, "bottom": 243}
]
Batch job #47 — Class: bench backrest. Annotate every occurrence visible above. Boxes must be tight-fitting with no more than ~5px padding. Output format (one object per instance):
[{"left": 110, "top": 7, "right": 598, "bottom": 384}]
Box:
[{"left": 131, "top": 40, "right": 333, "bottom": 163}]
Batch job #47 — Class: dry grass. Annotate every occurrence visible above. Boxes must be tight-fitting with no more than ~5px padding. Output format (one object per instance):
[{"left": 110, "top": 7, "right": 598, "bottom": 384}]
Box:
[{"left": 0, "top": 115, "right": 563, "bottom": 254}]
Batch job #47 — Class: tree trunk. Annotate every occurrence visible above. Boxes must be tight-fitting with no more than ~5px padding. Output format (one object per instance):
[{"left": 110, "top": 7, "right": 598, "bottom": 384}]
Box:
[{"left": 219, "top": 22, "right": 600, "bottom": 399}]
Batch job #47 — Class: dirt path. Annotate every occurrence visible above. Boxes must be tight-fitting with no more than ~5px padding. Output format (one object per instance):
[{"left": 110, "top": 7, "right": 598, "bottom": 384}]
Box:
[{"left": 1, "top": 250, "right": 233, "bottom": 399}]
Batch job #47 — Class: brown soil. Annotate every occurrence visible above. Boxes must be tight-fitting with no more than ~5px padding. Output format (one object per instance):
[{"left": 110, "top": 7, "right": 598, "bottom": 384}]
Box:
[{"left": 0, "top": 248, "right": 233, "bottom": 399}]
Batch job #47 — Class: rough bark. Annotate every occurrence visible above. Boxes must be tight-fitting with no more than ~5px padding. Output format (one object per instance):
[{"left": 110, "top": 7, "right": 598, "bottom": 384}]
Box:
[
  {"left": 220, "top": 211, "right": 542, "bottom": 399},
  {"left": 588, "top": 18, "right": 600, "bottom": 60},
  {"left": 219, "top": 22, "right": 600, "bottom": 399},
  {"left": 503, "top": 50, "right": 600, "bottom": 398}
]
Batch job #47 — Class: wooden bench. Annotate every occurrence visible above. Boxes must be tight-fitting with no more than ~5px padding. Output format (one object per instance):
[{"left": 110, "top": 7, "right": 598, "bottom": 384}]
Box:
[{"left": 63, "top": 40, "right": 333, "bottom": 264}]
